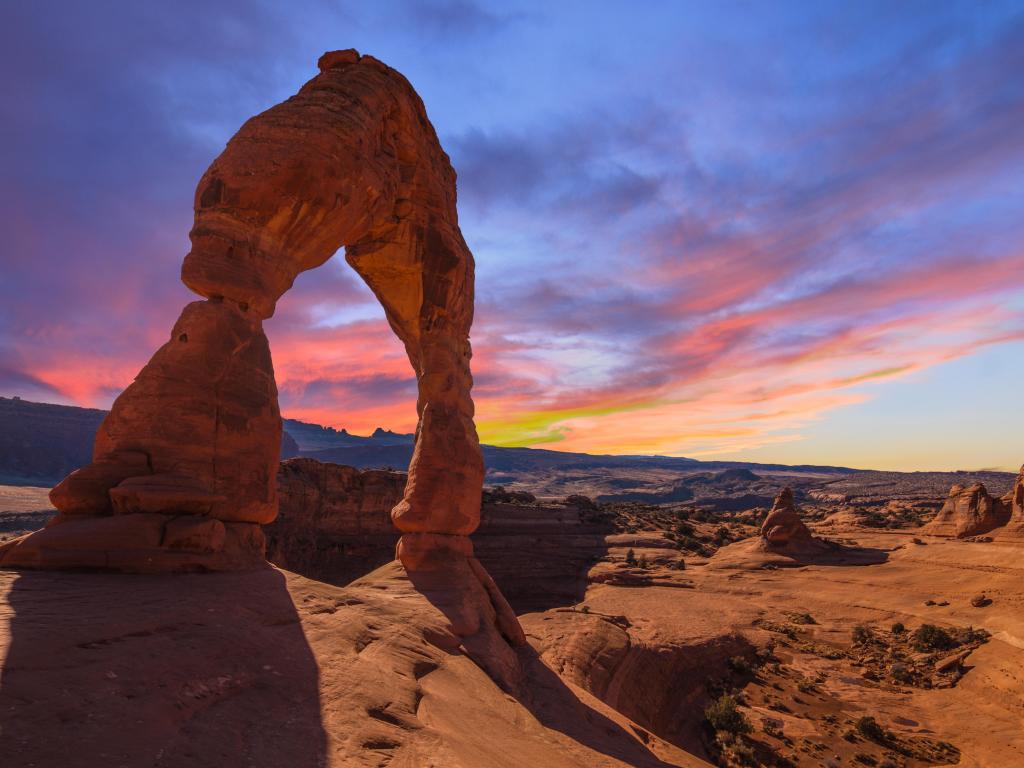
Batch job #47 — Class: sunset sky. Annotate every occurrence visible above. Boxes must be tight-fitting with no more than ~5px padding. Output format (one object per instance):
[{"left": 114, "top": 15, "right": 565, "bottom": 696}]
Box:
[{"left": 2, "top": 1, "right": 1023, "bottom": 471}]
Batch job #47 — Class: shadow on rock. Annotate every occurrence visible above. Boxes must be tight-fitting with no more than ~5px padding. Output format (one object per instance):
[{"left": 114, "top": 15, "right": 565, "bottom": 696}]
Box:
[
  {"left": 513, "top": 646, "right": 692, "bottom": 768},
  {"left": 0, "top": 568, "right": 327, "bottom": 768}
]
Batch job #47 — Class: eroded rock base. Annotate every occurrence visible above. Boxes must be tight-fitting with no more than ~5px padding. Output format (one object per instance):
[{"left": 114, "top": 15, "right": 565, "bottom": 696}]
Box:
[{"left": 0, "top": 513, "right": 266, "bottom": 572}]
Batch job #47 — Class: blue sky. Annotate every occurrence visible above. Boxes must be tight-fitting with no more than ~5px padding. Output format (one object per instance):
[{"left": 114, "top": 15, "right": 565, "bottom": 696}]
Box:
[{"left": 1, "top": 1, "right": 1023, "bottom": 470}]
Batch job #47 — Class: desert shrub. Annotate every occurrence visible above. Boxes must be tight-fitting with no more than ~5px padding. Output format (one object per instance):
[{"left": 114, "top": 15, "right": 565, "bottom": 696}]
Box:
[
  {"left": 791, "top": 612, "right": 816, "bottom": 625},
  {"left": 637, "top": 554, "right": 649, "bottom": 569},
  {"left": 796, "top": 679, "right": 817, "bottom": 694},
  {"left": 854, "top": 753, "right": 877, "bottom": 766},
  {"left": 678, "top": 535, "right": 702, "bottom": 552},
  {"left": 762, "top": 717, "right": 784, "bottom": 738},
  {"left": 890, "top": 622, "right": 905, "bottom": 634},
  {"left": 714, "top": 525, "right": 731, "bottom": 541},
  {"left": 855, "top": 716, "right": 887, "bottom": 743},
  {"left": 565, "top": 494, "right": 597, "bottom": 510},
  {"left": 675, "top": 521, "right": 695, "bottom": 536},
  {"left": 705, "top": 694, "right": 752, "bottom": 735},
  {"left": 727, "top": 656, "right": 752, "bottom": 675},
  {"left": 625, "top": 548, "right": 637, "bottom": 566},
  {"left": 851, "top": 625, "right": 872, "bottom": 645},
  {"left": 911, "top": 624, "right": 956, "bottom": 652}
]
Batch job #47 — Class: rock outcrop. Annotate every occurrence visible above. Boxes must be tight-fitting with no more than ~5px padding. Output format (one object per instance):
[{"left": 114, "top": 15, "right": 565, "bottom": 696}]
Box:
[
  {"left": 760, "top": 487, "right": 814, "bottom": 545},
  {"left": 268, "top": 458, "right": 612, "bottom": 612},
  {"left": 994, "top": 465, "right": 1024, "bottom": 540},
  {"left": 710, "top": 487, "right": 885, "bottom": 569},
  {"left": 0, "top": 50, "right": 525, "bottom": 686},
  {"left": 923, "top": 483, "right": 1010, "bottom": 538},
  {"left": 267, "top": 458, "right": 406, "bottom": 584}
]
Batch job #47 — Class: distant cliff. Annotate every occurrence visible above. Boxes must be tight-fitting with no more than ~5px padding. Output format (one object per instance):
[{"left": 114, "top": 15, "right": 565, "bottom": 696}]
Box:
[{"left": 0, "top": 397, "right": 106, "bottom": 485}]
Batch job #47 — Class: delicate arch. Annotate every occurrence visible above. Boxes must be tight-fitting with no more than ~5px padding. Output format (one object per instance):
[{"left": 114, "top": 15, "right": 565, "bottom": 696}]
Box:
[{"left": 5, "top": 51, "right": 488, "bottom": 570}]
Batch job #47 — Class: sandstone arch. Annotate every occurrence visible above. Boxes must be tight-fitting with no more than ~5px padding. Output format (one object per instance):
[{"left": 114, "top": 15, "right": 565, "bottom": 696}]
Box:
[{"left": 0, "top": 52, "right": 505, "bottom": 603}]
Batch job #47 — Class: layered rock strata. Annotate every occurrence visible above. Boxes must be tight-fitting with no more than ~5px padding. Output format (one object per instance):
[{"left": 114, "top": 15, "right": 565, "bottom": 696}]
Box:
[
  {"left": 268, "top": 458, "right": 612, "bottom": 612},
  {"left": 923, "top": 483, "right": 1010, "bottom": 538}
]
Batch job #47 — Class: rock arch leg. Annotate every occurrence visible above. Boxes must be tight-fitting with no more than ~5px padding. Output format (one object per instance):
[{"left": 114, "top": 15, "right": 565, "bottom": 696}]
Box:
[{"left": 1, "top": 51, "right": 524, "bottom": 679}]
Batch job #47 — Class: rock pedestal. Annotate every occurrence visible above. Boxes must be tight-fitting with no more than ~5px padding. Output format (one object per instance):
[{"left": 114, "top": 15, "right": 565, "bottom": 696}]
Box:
[
  {"left": 760, "top": 488, "right": 814, "bottom": 546},
  {"left": 0, "top": 50, "right": 524, "bottom": 680}
]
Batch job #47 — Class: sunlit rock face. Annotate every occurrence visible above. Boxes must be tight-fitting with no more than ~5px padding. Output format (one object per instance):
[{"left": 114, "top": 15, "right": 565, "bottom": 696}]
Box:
[
  {"left": 760, "top": 487, "right": 814, "bottom": 546},
  {"left": 994, "top": 466, "right": 1024, "bottom": 540},
  {"left": 1, "top": 50, "right": 483, "bottom": 574},
  {"left": 924, "top": 483, "right": 1010, "bottom": 538},
  {"left": 268, "top": 458, "right": 612, "bottom": 612}
]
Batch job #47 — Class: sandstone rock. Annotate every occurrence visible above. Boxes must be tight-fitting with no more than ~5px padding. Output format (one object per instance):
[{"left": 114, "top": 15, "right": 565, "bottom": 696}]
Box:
[
  {"left": 923, "top": 483, "right": 1010, "bottom": 538},
  {"left": 267, "top": 458, "right": 406, "bottom": 583},
  {"left": 760, "top": 488, "right": 813, "bottom": 546},
  {"left": 970, "top": 594, "right": 991, "bottom": 608},
  {"left": 267, "top": 458, "right": 613, "bottom": 612},
  {"left": 2, "top": 51, "right": 525, "bottom": 686},
  {"left": 0, "top": 513, "right": 263, "bottom": 572},
  {"left": 994, "top": 465, "right": 1024, "bottom": 540},
  {"left": 5, "top": 50, "right": 487, "bottom": 571}
]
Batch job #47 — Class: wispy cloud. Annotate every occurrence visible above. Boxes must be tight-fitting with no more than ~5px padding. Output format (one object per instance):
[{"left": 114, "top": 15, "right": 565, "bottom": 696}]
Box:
[{"left": 1, "top": 2, "right": 1022, "bottom": 468}]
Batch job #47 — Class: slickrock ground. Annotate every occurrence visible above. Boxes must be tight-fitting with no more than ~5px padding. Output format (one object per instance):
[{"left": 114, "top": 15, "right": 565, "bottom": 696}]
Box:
[
  {"left": 524, "top": 529, "right": 1024, "bottom": 767},
  {"left": 0, "top": 564, "right": 707, "bottom": 768},
  {"left": 4, "top": 469, "right": 1023, "bottom": 766}
]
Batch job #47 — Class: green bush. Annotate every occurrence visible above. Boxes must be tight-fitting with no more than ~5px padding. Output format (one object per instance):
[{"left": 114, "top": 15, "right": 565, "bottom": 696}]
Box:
[
  {"left": 855, "top": 716, "right": 887, "bottom": 743},
  {"left": 911, "top": 624, "right": 956, "bottom": 652},
  {"left": 675, "top": 521, "right": 695, "bottom": 537},
  {"left": 705, "top": 694, "right": 752, "bottom": 735},
  {"left": 890, "top": 622, "right": 905, "bottom": 634},
  {"left": 625, "top": 548, "right": 637, "bottom": 567}
]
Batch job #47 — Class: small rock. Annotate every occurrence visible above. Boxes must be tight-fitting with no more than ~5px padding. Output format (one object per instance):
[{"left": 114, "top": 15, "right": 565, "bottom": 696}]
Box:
[{"left": 970, "top": 594, "right": 991, "bottom": 608}]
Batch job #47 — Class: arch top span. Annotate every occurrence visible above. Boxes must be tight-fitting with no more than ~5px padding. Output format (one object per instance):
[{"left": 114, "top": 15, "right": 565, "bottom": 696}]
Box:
[{"left": 181, "top": 48, "right": 483, "bottom": 539}]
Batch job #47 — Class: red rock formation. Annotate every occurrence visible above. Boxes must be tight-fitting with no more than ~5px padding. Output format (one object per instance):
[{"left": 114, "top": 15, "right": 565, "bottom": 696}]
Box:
[
  {"left": 267, "top": 458, "right": 406, "bottom": 582},
  {"left": 923, "top": 483, "right": 1010, "bottom": 538},
  {"left": 268, "top": 458, "right": 612, "bottom": 612},
  {"left": 0, "top": 50, "right": 524, "bottom": 682},
  {"left": 994, "top": 465, "right": 1024, "bottom": 540},
  {"left": 760, "top": 488, "right": 813, "bottom": 545}
]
